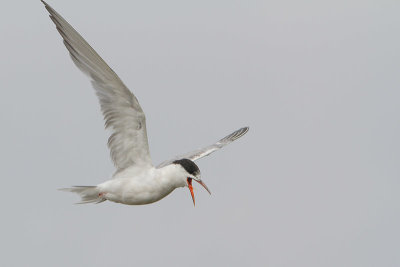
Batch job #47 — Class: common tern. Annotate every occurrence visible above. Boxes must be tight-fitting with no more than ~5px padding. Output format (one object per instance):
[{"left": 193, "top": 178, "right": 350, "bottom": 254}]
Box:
[{"left": 41, "top": 1, "right": 249, "bottom": 206}]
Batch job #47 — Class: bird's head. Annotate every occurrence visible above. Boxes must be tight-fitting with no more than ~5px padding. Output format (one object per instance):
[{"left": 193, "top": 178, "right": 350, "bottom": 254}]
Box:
[{"left": 173, "top": 159, "right": 211, "bottom": 206}]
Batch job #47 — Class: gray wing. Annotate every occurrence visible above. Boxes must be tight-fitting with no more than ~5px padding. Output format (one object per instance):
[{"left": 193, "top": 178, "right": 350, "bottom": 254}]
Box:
[
  {"left": 42, "top": 1, "right": 152, "bottom": 170},
  {"left": 157, "top": 127, "right": 249, "bottom": 168}
]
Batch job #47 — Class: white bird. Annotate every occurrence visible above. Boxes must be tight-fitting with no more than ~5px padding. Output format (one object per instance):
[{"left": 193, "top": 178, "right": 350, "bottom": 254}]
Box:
[{"left": 41, "top": 1, "right": 249, "bottom": 206}]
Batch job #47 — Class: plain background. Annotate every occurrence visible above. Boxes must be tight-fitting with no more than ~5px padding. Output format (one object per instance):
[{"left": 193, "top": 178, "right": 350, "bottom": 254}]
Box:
[{"left": 1, "top": 0, "right": 399, "bottom": 266}]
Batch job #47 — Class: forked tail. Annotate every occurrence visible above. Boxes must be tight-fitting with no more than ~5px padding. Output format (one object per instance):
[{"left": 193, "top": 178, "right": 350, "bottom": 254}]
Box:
[{"left": 59, "top": 186, "right": 105, "bottom": 204}]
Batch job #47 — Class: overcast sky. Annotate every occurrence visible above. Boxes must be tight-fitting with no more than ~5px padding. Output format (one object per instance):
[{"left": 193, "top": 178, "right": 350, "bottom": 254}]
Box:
[{"left": 1, "top": 0, "right": 399, "bottom": 266}]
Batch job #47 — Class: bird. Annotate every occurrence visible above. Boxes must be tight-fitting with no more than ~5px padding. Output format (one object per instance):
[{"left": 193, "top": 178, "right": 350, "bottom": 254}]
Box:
[{"left": 41, "top": 1, "right": 249, "bottom": 206}]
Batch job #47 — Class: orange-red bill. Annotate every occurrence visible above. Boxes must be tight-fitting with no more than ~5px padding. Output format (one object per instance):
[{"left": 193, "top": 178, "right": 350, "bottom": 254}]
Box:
[
  {"left": 187, "top": 177, "right": 211, "bottom": 206},
  {"left": 187, "top": 178, "right": 195, "bottom": 206},
  {"left": 197, "top": 180, "right": 211, "bottom": 195}
]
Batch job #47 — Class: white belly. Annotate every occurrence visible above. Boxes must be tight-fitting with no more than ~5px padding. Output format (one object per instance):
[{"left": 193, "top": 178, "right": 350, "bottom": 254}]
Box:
[
  {"left": 122, "top": 179, "right": 176, "bottom": 205},
  {"left": 98, "top": 175, "right": 177, "bottom": 205},
  {"left": 96, "top": 165, "right": 187, "bottom": 205}
]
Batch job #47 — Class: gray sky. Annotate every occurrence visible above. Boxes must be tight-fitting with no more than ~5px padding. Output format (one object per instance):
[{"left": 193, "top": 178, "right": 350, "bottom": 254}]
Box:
[{"left": 1, "top": 0, "right": 399, "bottom": 266}]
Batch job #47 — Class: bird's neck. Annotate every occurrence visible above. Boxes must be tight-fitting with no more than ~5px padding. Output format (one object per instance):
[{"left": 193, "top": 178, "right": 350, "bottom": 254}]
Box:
[{"left": 156, "top": 165, "right": 187, "bottom": 189}]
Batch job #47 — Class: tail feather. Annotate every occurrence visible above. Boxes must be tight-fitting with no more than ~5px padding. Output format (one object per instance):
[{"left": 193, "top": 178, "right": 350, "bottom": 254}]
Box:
[{"left": 59, "top": 186, "right": 105, "bottom": 204}]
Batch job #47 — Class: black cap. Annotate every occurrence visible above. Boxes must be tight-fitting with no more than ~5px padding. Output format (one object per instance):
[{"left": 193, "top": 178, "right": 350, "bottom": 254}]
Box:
[{"left": 173, "top": 159, "right": 200, "bottom": 176}]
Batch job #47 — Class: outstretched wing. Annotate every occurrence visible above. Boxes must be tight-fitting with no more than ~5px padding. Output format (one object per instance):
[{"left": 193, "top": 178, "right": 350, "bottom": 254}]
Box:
[
  {"left": 157, "top": 127, "right": 249, "bottom": 168},
  {"left": 42, "top": 1, "right": 152, "bottom": 170}
]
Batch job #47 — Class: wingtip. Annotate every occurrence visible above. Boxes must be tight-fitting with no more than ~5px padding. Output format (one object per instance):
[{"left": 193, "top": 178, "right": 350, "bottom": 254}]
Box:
[
  {"left": 237, "top": 126, "right": 250, "bottom": 137},
  {"left": 41, "top": 0, "right": 54, "bottom": 16}
]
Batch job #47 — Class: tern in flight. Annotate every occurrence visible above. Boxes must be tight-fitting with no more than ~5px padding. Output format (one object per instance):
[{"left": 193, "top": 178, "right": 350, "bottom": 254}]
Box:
[{"left": 41, "top": 1, "right": 249, "bottom": 206}]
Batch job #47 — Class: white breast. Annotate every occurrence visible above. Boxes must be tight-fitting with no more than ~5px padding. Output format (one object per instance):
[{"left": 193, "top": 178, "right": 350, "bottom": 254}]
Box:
[{"left": 97, "top": 165, "right": 187, "bottom": 205}]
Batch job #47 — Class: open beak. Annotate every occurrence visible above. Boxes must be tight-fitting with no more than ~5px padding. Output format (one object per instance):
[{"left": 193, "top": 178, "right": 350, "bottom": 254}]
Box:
[{"left": 187, "top": 177, "right": 211, "bottom": 206}]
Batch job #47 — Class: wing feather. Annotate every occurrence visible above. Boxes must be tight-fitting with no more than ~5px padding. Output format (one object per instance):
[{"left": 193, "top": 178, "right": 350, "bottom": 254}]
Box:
[
  {"left": 42, "top": 1, "right": 152, "bottom": 170},
  {"left": 157, "top": 127, "right": 249, "bottom": 168}
]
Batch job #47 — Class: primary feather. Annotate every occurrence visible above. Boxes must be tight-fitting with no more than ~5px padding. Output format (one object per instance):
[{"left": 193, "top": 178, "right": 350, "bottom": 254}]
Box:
[
  {"left": 42, "top": 0, "right": 152, "bottom": 170},
  {"left": 157, "top": 127, "right": 249, "bottom": 168}
]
